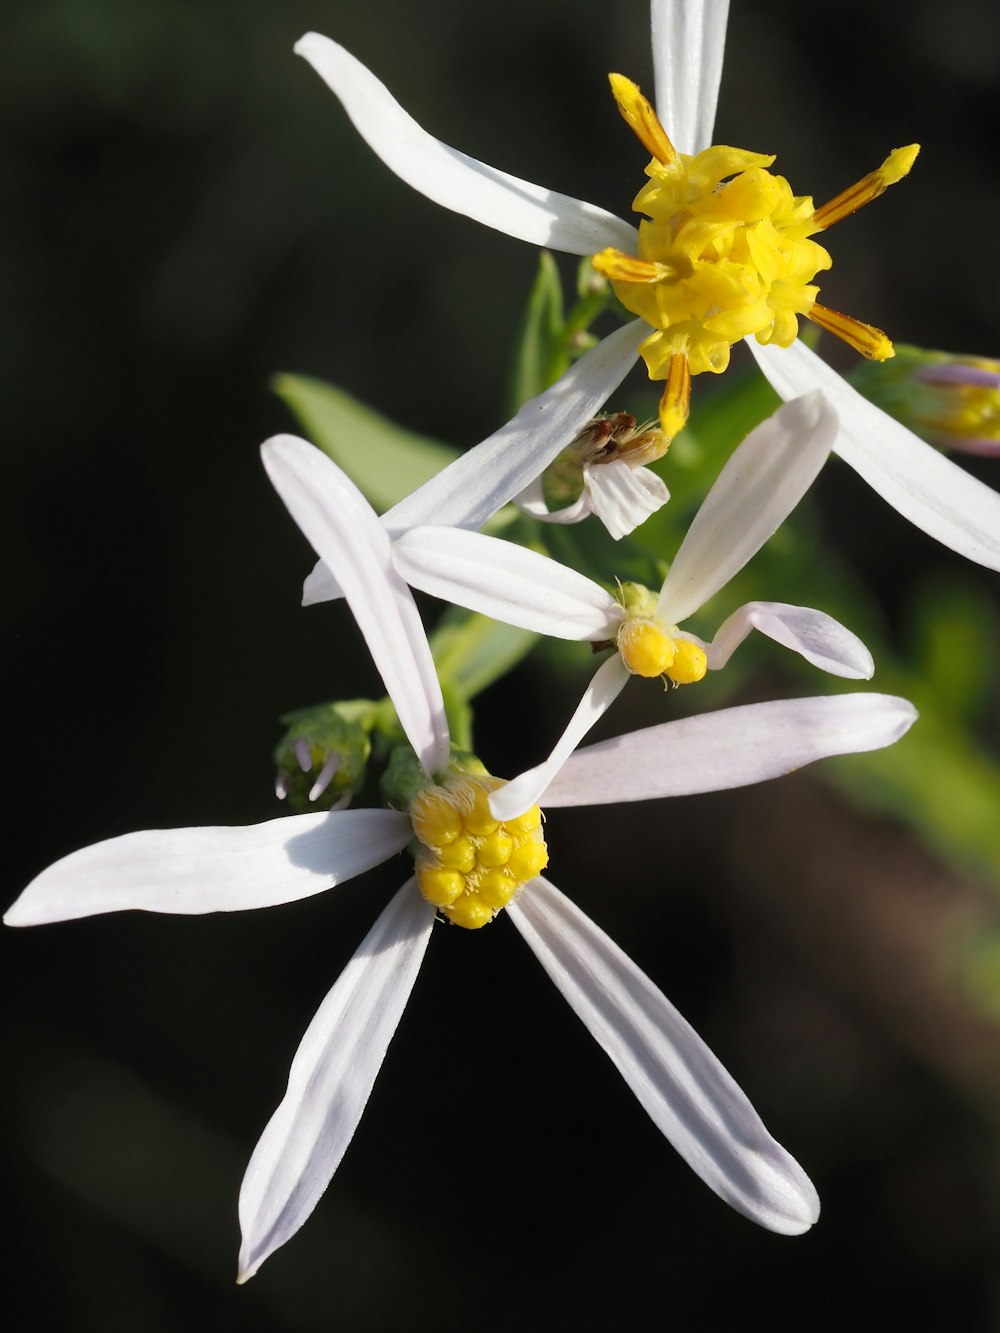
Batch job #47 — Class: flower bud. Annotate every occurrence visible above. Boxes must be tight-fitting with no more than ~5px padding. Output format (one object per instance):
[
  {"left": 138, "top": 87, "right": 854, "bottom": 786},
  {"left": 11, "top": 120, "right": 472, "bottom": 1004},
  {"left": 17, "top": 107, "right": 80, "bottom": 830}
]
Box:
[{"left": 274, "top": 702, "right": 372, "bottom": 813}]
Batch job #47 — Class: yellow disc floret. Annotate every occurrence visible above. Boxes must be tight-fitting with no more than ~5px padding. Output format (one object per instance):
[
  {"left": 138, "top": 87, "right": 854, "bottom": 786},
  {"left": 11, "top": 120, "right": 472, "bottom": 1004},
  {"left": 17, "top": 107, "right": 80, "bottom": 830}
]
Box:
[
  {"left": 411, "top": 775, "right": 549, "bottom": 930},
  {"left": 615, "top": 582, "right": 709, "bottom": 686},
  {"left": 595, "top": 73, "right": 918, "bottom": 433}
]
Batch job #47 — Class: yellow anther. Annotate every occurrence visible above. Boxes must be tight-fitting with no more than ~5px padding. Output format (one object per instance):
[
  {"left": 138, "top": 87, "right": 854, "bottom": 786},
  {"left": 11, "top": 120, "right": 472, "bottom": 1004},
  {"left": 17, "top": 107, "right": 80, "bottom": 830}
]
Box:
[
  {"left": 463, "top": 787, "right": 500, "bottom": 837},
  {"left": 507, "top": 839, "right": 549, "bottom": 883},
  {"left": 416, "top": 865, "right": 465, "bottom": 907},
  {"left": 658, "top": 354, "right": 691, "bottom": 438},
  {"left": 437, "top": 836, "right": 477, "bottom": 873},
  {"left": 608, "top": 73, "right": 678, "bottom": 166},
  {"left": 477, "top": 830, "right": 514, "bottom": 868},
  {"left": 617, "top": 619, "right": 676, "bottom": 678},
  {"left": 410, "top": 790, "right": 463, "bottom": 846},
  {"left": 442, "top": 894, "right": 495, "bottom": 931},
  {"left": 505, "top": 805, "right": 542, "bottom": 835},
  {"left": 806, "top": 303, "right": 894, "bottom": 361},
  {"left": 477, "top": 868, "right": 518, "bottom": 908},
  {"left": 664, "top": 638, "right": 708, "bottom": 685},
  {"left": 811, "top": 144, "right": 920, "bottom": 230}
]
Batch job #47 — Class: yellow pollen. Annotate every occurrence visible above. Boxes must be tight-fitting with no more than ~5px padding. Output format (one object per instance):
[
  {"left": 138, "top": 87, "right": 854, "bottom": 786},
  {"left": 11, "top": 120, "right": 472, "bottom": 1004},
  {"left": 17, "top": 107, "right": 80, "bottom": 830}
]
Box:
[
  {"left": 411, "top": 775, "right": 549, "bottom": 930},
  {"left": 596, "top": 75, "right": 917, "bottom": 400},
  {"left": 664, "top": 638, "right": 708, "bottom": 685},
  {"left": 608, "top": 73, "right": 678, "bottom": 166},
  {"left": 617, "top": 619, "right": 676, "bottom": 678}
]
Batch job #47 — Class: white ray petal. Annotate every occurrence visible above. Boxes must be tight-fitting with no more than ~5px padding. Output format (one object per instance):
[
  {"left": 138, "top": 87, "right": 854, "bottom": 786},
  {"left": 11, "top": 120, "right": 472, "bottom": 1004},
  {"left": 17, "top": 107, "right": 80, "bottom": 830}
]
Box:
[
  {"left": 658, "top": 392, "right": 837, "bottom": 623},
  {"left": 262, "top": 436, "right": 451, "bottom": 777},
  {"left": 651, "top": 0, "right": 731, "bottom": 156},
  {"left": 238, "top": 881, "right": 434, "bottom": 1282},
  {"left": 749, "top": 339, "right": 1000, "bottom": 572},
  {"left": 508, "top": 877, "right": 818, "bottom": 1234},
  {"left": 586, "top": 461, "right": 670, "bottom": 539},
  {"left": 515, "top": 474, "right": 593, "bottom": 526},
  {"left": 295, "top": 34, "right": 636, "bottom": 256},
  {"left": 382, "top": 320, "right": 648, "bottom": 537},
  {"left": 489, "top": 656, "right": 630, "bottom": 821},
  {"left": 543, "top": 692, "right": 916, "bottom": 807},
  {"left": 4, "top": 810, "right": 412, "bottom": 926},
  {"left": 703, "top": 601, "right": 874, "bottom": 678},
  {"left": 302, "top": 561, "right": 343, "bottom": 607},
  {"left": 393, "top": 526, "right": 620, "bottom": 641}
]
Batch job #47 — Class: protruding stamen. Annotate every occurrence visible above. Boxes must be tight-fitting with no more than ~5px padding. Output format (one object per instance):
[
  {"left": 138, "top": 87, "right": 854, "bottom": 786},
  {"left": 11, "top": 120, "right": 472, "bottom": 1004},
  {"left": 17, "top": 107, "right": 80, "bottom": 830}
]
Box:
[
  {"left": 806, "top": 303, "right": 894, "bottom": 361},
  {"left": 293, "top": 738, "right": 312, "bottom": 773},
  {"left": 658, "top": 354, "right": 691, "bottom": 437},
  {"left": 608, "top": 73, "right": 678, "bottom": 166},
  {"left": 592, "top": 248, "right": 676, "bottom": 284},
  {"left": 811, "top": 144, "right": 920, "bottom": 230},
  {"left": 308, "top": 752, "right": 341, "bottom": 802}
]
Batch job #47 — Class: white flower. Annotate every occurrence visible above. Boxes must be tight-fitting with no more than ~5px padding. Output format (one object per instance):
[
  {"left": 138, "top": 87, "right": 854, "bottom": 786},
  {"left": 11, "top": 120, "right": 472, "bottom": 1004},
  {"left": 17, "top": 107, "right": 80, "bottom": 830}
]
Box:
[
  {"left": 293, "top": 1, "right": 1000, "bottom": 572},
  {"left": 394, "top": 390, "right": 874, "bottom": 817},
  {"left": 7, "top": 435, "right": 918, "bottom": 1277}
]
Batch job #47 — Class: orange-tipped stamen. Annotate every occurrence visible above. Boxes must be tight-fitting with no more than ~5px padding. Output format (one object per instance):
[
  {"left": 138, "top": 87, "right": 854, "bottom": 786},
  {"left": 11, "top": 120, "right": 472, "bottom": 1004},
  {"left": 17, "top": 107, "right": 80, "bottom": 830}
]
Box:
[
  {"left": 608, "top": 73, "right": 678, "bottom": 167},
  {"left": 812, "top": 144, "right": 920, "bottom": 230},
  {"left": 658, "top": 354, "right": 691, "bottom": 436},
  {"left": 592, "top": 247, "right": 676, "bottom": 284},
  {"left": 806, "top": 303, "right": 895, "bottom": 361}
]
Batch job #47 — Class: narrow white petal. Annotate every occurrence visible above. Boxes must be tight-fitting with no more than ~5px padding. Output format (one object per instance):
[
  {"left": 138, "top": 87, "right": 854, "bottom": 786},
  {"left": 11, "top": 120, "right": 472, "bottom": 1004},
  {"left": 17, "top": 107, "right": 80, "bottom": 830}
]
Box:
[
  {"left": 658, "top": 392, "right": 837, "bottom": 623},
  {"left": 238, "top": 882, "right": 434, "bottom": 1281},
  {"left": 514, "top": 475, "right": 593, "bottom": 526},
  {"left": 585, "top": 461, "right": 670, "bottom": 540},
  {"left": 295, "top": 34, "right": 636, "bottom": 256},
  {"left": 704, "top": 601, "right": 874, "bottom": 679},
  {"left": 508, "top": 877, "right": 819, "bottom": 1234},
  {"left": 4, "top": 810, "right": 412, "bottom": 926},
  {"left": 262, "top": 436, "right": 451, "bottom": 777},
  {"left": 302, "top": 560, "right": 343, "bottom": 607},
  {"left": 749, "top": 339, "right": 1000, "bottom": 572},
  {"left": 543, "top": 692, "right": 917, "bottom": 807},
  {"left": 489, "top": 656, "right": 630, "bottom": 821},
  {"left": 650, "top": 0, "right": 730, "bottom": 156},
  {"left": 393, "top": 526, "right": 620, "bottom": 641},
  {"left": 382, "top": 321, "right": 647, "bottom": 536}
]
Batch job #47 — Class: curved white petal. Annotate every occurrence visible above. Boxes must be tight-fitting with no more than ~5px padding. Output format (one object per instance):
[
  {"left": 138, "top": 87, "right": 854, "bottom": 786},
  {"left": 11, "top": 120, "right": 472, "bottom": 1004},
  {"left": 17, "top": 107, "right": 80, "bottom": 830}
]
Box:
[
  {"left": 382, "top": 321, "right": 648, "bottom": 537},
  {"left": 749, "top": 339, "right": 1000, "bottom": 573},
  {"left": 393, "top": 526, "right": 620, "bottom": 641},
  {"left": 489, "top": 655, "right": 630, "bottom": 821},
  {"left": 651, "top": 0, "right": 730, "bottom": 156},
  {"left": 302, "top": 561, "right": 343, "bottom": 607},
  {"left": 658, "top": 392, "right": 837, "bottom": 623},
  {"left": 586, "top": 460, "right": 670, "bottom": 539},
  {"left": 262, "top": 436, "right": 451, "bottom": 777},
  {"left": 4, "top": 809, "right": 412, "bottom": 926},
  {"left": 238, "top": 881, "right": 434, "bottom": 1282},
  {"left": 703, "top": 601, "right": 874, "bottom": 679},
  {"left": 542, "top": 692, "right": 917, "bottom": 807},
  {"left": 514, "top": 475, "right": 593, "bottom": 527},
  {"left": 295, "top": 34, "right": 636, "bottom": 256},
  {"left": 508, "top": 877, "right": 818, "bottom": 1234}
]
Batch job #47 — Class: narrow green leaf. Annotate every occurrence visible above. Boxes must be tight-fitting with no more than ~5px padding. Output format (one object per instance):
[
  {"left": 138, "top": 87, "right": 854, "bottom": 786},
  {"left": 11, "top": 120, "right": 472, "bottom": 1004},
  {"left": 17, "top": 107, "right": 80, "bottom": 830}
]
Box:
[{"left": 506, "top": 252, "right": 567, "bottom": 414}]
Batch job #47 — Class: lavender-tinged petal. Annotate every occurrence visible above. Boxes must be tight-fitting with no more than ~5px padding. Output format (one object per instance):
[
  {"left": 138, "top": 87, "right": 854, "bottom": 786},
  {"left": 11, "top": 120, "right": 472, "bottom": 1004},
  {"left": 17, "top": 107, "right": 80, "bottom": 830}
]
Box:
[
  {"left": 514, "top": 475, "right": 593, "bottom": 526},
  {"left": 704, "top": 601, "right": 874, "bottom": 679},
  {"left": 308, "top": 754, "right": 342, "bottom": 802}
]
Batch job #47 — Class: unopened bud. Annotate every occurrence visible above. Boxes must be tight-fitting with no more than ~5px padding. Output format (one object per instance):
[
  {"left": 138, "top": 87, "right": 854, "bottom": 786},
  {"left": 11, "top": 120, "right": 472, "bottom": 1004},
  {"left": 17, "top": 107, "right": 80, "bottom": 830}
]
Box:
[{"left": 274, "top": 702, "right": 372, "bottom": 813}]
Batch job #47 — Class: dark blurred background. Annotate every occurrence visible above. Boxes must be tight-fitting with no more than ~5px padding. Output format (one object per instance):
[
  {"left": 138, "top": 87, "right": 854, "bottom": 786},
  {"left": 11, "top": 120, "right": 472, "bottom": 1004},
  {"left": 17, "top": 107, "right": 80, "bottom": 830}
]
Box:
[{"left": 5, "top": 1, "right": 1000, "bottom": 1328}]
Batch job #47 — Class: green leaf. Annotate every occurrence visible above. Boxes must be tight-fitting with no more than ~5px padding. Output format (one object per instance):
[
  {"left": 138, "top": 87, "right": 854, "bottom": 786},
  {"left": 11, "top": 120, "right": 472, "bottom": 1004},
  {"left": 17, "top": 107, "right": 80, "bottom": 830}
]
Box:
[
  {"left": 274, "top": 373, "right": 458, "bottom": 512},
  {"left": 506, "top": 252, "right": 568, "bottom": 414},
  {"left": 430, "top": 607, "right": 538, "bottom": 701}
]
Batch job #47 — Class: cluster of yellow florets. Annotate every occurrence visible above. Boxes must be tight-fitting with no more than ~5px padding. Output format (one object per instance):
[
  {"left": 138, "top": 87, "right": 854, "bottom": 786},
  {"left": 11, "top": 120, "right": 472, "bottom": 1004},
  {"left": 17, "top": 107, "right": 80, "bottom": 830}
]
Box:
[
  {"left": 617, "top": 617, "right": 708, "bottom": 684},
  {"left": 410, "top": 776, "right": 549, "bottom": 930}
]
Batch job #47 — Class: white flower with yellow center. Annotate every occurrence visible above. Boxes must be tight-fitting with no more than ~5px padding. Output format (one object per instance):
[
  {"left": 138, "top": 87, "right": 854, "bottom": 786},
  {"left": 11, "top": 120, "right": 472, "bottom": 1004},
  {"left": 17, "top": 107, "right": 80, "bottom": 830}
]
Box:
[
  {"left": 393, "top": 391, "right": 873, "bottom": 816},
  {"left": 293, "top": 0, "right": 1000, "bottom": 572},
  {"left": 4, "top": 433, "right": 917, "bottom": 1276}
]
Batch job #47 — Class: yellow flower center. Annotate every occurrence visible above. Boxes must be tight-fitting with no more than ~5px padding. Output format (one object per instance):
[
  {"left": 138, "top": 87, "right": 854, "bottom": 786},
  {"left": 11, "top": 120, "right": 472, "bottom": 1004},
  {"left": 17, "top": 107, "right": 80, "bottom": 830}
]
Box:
[
  {"left": 616, "top": 618, "right": 708, "bottom": 686},
  {"left": 411, "top": 776, "right": 549, "bottom": 930},
  {"left": 594, "top": 74, "right": 918, "bottom": 433}
]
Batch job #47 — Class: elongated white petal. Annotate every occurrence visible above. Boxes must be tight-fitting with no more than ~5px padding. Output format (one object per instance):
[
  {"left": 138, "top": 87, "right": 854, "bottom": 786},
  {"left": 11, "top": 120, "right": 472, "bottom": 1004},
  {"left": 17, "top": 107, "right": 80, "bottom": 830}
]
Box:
[
  {"left": 383, "top": 321, "right": 648, "bottom": 537},
  {"left": 295, "top": 34, "right": 636, "bottom": 256},
  {"left": 262, "top": 436, "right": 450, "bottom": 777},
  {"left": 704, "top": 601, "right": 874, "bottom": 679},
  {"left": 586, "top": 460, "right": 670, "bottom": 539},
  {"left": 5, "top": 809, "right": 412, "bottom": 926},
  {"left": 393, "top": 526, "right": 620, "bottom": 641},
  {"left": 749, "top": 340, "right": 1000, "bottom": 572},
  {"left": 543, "top": 692, "right": 916, "bottom": 807},
  {"left": 514, "top": 474, "right": 593, "bottom": 526},
  {"left": 658, "top": 392, "right": 837, "bottom": 623},
  {"left": 302, "top": 561, "right": 343, "bottom": 606},
  {"left": 508, "top": 877, "right": 818, "bottom": 1234},
  {"left": 238, "top": 881, "right": 434, "bottom": 1282},
  {"left": 651, "top": 0, "right": 730, "bottom": 156},
  {"left": 489, "top": 656, "right": 630, "bottom": 820}
]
